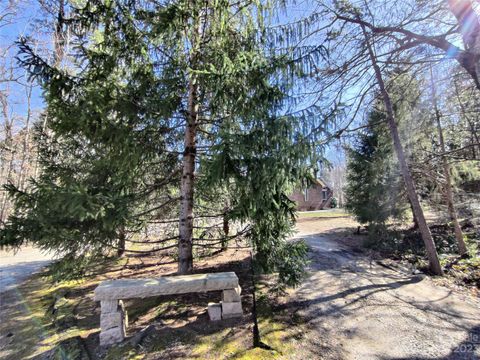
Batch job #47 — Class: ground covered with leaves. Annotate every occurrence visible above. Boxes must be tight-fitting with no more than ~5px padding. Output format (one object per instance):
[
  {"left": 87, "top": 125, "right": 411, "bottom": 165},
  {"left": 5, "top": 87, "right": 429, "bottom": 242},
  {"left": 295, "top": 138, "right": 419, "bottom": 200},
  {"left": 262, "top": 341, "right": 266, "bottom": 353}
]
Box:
[{"left": 352, "top": 217, "right": 480, "bottom": 295}]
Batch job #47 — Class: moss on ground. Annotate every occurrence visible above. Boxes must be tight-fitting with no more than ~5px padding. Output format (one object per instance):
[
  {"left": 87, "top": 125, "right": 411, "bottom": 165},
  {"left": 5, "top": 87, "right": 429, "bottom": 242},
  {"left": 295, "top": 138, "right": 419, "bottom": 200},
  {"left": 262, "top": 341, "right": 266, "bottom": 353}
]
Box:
[
  {"left": 2, "top": 253, "right": 306, "bottom": 360},
  {"left": 100, "top": 276, "right": 305, "bottom": 359},
  {"left": 0, "top": 272, "right": 90, "bottom": 359}
]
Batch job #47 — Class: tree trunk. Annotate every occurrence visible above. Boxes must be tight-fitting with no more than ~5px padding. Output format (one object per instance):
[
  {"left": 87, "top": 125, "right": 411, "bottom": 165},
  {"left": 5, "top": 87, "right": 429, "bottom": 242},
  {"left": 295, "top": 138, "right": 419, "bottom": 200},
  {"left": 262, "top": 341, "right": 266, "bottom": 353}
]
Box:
[
  {"left": 178, "top": 11, "right": 200, "bottom": 273},
  {"left": 117, "top": 226, "right": 126, "bottom": 257},
  {"left": 250, "top": 251, "right": 261, "bottom": 348},
  {"left": 54, "top": 0, "right": 65, "bottom": 67},
  {"left": 178, "top": 78, "right": 198, "bottom": 274},
  {"left": 222, "top": 204, "right": 230, "bottom": 251},
  {"left": 0, "top": 92, "right": 14, "bottom": 224},
  {"left": 408, "top": 199, "right": 419, "bottom": 230},
  {"left": 18, "top": 84, "right": 33, "bottom": 190},
  {"left": 430, "top": 68, "right": 467, "bottom": 255},
  {"left": 0, "top": 146, "right": 15, "bottom": 224},
  {"left": 453, "top": 80, "right": 480, "bottom": 160},
  {"left": 361, "top": 23, "right": 443, "bottom": 275}
]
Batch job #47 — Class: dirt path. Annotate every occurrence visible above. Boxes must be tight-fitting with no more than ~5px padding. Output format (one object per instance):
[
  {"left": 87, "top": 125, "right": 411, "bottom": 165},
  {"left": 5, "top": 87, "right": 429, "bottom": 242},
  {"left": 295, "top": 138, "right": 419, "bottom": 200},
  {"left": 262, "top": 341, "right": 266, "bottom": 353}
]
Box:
[
  {"left": 291, "top": 219, "right": 480, "bottom": 360},
  {"left": 0, "top": 247, "right": 54, "bottom": 359},
  {"left": 0, "top": 247, "right": 54, "bottom": 292}
]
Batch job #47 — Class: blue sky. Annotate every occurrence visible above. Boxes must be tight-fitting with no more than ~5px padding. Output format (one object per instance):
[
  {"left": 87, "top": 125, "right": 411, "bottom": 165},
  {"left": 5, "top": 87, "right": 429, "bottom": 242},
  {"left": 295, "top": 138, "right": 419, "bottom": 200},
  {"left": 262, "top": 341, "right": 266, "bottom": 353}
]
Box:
[
  {"left": 0, "top": 0, "right": 344, "bottom": 164},
  {"left": 1, "top": 0, "right": 45, "bottom": 117}
]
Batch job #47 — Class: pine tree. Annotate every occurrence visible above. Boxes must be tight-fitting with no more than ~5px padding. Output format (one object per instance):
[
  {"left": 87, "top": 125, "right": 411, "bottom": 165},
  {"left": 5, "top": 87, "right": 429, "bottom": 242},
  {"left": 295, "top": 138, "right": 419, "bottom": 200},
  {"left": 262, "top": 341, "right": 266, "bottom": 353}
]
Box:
[
  {"left": 1, "top": 0, "right": 319, "bottom": 284},
  {"left": 345, "top": 99, "right": 407, "bottom": 234}
]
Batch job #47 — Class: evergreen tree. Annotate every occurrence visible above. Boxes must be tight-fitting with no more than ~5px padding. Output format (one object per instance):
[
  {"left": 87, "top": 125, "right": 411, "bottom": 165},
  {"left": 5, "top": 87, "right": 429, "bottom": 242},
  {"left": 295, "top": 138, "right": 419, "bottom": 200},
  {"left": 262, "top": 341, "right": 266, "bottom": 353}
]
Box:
[
  {"left": 345, "top": 101, "right": 406, "bottom": 235},
  {"left": 1, "top": 0, "right": 321, "bottom": 284},
  {"left": 345, "top": 72, "right": 427, "bottom": 233}
]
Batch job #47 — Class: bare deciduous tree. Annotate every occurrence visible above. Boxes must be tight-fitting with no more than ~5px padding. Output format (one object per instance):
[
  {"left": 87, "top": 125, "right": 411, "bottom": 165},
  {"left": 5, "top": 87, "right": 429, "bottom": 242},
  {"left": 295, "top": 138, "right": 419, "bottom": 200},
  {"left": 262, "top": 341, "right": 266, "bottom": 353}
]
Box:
[{"left": 361, "top": 22, "right": 443, "bottom": 275}]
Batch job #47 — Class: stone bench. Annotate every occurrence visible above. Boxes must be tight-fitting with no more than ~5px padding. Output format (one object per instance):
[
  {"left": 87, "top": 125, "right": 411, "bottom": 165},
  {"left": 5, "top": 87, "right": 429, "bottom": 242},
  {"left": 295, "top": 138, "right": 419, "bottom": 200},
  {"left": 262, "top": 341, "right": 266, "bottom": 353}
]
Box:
[{"left": 94, "top": 272, "right": 243, "bottom": 346}]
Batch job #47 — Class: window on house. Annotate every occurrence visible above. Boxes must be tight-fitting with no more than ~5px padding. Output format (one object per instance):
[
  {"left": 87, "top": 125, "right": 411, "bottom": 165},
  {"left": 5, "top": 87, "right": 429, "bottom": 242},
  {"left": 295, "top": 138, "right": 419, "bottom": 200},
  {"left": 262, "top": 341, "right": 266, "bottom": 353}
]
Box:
[
  {"left": 304, "top": 188, "right": 308, "bottom": 201},
  {"left": 322, "top": 189, "right": 328, "bottom": 200}
]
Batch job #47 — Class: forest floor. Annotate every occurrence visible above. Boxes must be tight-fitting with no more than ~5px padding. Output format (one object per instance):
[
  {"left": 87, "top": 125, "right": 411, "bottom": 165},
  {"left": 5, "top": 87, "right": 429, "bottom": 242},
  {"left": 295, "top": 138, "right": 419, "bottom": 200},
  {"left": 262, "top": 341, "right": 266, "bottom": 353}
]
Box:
[{"left": 0, "top": 216, "right": 479, "bottom": 359}]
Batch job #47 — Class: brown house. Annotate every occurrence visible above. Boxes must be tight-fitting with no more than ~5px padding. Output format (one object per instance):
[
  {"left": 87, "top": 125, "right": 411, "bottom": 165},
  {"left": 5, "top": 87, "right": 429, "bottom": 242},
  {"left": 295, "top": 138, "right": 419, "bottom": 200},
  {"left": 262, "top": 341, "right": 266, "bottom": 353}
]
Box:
[{"left": 290, "top": 179, "right": 333, "bottom": 211}]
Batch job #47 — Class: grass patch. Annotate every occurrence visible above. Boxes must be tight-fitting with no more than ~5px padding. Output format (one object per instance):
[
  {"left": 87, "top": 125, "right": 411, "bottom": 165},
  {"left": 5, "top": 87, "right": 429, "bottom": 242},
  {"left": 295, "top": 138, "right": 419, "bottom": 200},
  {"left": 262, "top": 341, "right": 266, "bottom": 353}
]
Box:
[{"left": 297, "top": 209, "right": 349, "bottom": 219}]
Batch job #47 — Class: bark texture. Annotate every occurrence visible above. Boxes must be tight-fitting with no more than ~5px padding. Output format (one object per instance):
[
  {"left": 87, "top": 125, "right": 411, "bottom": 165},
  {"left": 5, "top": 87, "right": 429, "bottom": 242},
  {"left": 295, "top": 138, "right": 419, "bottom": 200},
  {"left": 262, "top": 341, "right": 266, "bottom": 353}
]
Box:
[
  {"left": 117, "top": 227, "right": 126, "bottom": 257},
  {"left": 430, "top": 69, "right": 467, "bottom": 255},
  {"left": 54, "top": 0, "right": 66, "bottom": 67},
  {"left": 178, "top": 11, "right": 200, "bottom": 273},
  {"left": 178, "top": 81, "right": 197, "bottom": 273},
  {"left": 361, "top": 23, "right": 443, "bottom": 275}
]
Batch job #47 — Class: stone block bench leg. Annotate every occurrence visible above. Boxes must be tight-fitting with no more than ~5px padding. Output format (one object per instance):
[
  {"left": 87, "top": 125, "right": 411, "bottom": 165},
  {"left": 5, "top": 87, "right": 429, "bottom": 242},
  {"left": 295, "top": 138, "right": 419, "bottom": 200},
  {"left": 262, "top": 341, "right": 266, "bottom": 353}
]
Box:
[
  {"left": 221, "top": 286, "right": 242, "bottom": 319},
  {"left": 99, "top": 300, "right": 127, "bottom": 346},
  {"left": 207, "top": 302, "right": 222, "bottom": 321}
]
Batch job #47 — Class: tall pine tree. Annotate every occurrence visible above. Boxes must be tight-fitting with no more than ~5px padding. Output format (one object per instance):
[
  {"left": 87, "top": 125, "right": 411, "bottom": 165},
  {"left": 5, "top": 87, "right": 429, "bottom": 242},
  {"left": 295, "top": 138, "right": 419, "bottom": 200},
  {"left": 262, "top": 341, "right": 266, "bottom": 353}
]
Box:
[{"left": 1, "top": 0, "right": 321, "bottom": 284}]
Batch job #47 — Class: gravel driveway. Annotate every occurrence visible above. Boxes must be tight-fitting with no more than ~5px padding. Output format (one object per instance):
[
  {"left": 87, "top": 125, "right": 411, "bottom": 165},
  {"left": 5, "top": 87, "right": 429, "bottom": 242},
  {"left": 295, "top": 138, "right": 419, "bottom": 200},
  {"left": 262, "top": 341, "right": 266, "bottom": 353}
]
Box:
[
  {"left": 291, "top": 219, "right": 480, "bottom": 360},
  {"left": 0, "top": 247, "right": 54, "bottom": 293}
]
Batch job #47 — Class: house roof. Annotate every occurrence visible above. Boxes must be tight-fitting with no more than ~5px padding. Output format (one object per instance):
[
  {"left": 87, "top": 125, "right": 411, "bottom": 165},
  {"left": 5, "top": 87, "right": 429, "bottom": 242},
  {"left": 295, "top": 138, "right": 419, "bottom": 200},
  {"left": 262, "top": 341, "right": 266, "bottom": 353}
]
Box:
[{"left": 313, "top": 178, "right": 330, "bottom": 189}]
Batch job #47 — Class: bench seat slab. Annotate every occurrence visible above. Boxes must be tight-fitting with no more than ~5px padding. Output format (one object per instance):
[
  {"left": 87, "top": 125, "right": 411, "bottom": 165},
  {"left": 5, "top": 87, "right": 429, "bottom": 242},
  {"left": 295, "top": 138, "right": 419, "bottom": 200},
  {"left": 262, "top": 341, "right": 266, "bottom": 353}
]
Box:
[{"left": 95, "top": 272, "right": 239, "bottom": 301}]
